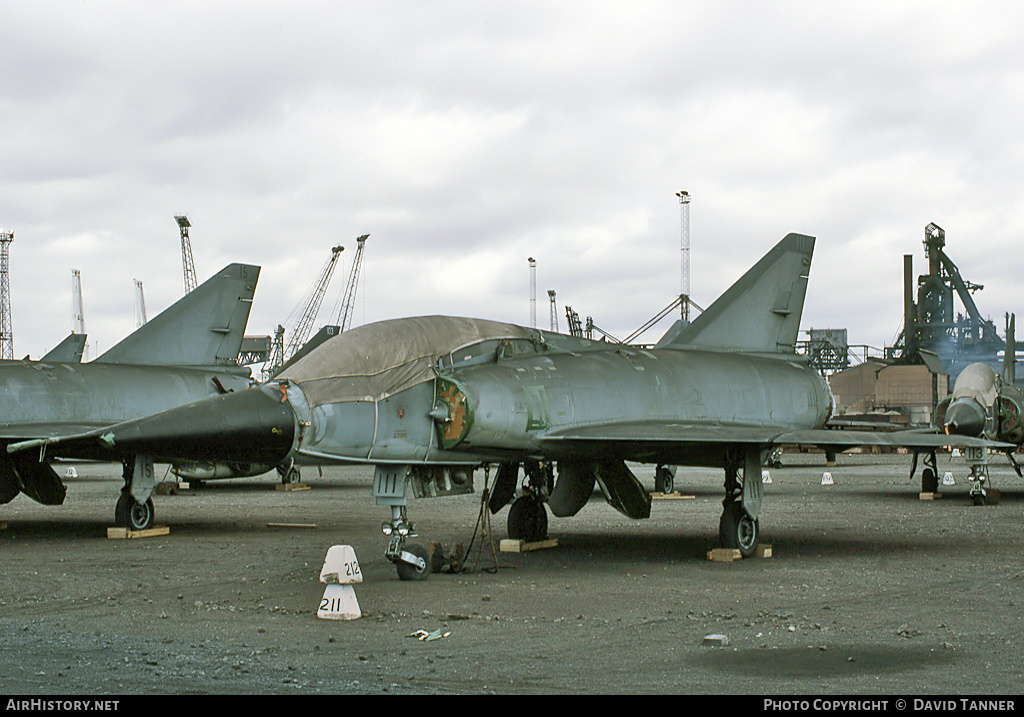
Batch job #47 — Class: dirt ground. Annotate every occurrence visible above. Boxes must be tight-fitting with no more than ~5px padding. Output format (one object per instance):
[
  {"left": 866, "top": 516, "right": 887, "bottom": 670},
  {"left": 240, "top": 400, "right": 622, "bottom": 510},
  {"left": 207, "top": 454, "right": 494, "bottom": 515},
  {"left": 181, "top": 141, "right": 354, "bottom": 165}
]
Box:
[{"left": 2, "top": 451, "right": 1023, "bottom": 696}]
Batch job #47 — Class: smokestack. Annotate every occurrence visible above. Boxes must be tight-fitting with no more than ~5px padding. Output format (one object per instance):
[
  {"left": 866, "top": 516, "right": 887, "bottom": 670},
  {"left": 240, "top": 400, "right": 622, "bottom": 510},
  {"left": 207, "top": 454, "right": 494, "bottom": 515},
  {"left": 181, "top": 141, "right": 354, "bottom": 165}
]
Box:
[
  {"left": 1005, "top": 313, "right": 1016, "bottom": 385},
  {"left": 904, "top": 254, "right": 917, "bottom": 356}
]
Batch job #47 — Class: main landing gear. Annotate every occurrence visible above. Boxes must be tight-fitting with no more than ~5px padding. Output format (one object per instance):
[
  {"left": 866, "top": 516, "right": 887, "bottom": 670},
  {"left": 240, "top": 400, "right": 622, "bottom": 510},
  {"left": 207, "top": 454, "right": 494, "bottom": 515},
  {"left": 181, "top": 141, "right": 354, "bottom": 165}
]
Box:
[
  {"left": 718, "top": 448, "right": 763, "bottom": 558},
  {"left": 115, "top": 455, "right": 156, "bottom": 531},
  {"left": 503, "top": 461, "right": 552, "bottom": 543},
  {"left": 914, "top": 448, "right": 997, "bottom": 505}
]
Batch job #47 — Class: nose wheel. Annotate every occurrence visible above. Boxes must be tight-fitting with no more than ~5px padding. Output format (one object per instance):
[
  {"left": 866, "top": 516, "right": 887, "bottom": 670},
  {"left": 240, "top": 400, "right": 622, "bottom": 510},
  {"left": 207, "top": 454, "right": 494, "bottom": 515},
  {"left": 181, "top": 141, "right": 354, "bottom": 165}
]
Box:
[{"left": 381, "top": 505, "right": 430, "bottom": 580}]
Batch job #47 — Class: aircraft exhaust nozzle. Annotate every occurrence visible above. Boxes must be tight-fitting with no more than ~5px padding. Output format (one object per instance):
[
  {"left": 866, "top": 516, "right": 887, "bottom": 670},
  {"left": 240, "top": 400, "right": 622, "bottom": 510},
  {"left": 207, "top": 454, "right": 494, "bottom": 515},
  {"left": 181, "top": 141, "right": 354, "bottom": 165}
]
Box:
[
  {"left": 943, "top": 398, "right": 987, "bottom": 438},
  {"left": 95, "top": 383, "right": 297, "bottom": 465}
]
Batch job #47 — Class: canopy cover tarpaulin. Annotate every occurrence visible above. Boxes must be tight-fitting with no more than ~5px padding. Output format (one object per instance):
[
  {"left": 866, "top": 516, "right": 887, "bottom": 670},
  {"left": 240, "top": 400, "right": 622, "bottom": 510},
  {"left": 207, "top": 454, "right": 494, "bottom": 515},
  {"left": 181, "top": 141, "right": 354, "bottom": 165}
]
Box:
[{"left": 278, "top": 316, "right": 533, "bottom": 407}]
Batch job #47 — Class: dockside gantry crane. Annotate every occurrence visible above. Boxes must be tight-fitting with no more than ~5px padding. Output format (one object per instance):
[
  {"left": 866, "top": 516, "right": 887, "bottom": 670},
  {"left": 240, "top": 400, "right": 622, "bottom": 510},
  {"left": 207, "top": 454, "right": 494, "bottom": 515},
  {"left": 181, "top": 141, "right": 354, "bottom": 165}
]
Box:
[
  {"left": 279, "top": 245, "right": 345, "bottom": 369},
  {"left": 331, "top": 234, "right": 369, "bottom": 332}
]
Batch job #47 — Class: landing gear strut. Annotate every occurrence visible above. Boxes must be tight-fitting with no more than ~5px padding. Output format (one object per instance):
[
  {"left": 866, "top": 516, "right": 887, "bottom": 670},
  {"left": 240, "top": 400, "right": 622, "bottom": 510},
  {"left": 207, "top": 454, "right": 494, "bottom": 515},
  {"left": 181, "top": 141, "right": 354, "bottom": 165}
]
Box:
[
  {"left": 382, "top": 505, "right": 429, "bottom": 581},
  {"left": 719, "top": 448, "right": 762, "bottom": 558},
  {"left": 115, "top": 455, "right": 156, "bottom": 531},
  {"left": 276, "top": 459, "right": 301, "bottom": 485},
  {"left": 963, "top": 446, "right": 992, "bottom": 506},
  {"left": 506, "top": 461, "right": 552, "bottom": 542},
  {"left": 374, "top": 465, "right": 431, "bottom": 581},
  {"left": 921, "top": 451, "right": 939, "bottom": 493}
]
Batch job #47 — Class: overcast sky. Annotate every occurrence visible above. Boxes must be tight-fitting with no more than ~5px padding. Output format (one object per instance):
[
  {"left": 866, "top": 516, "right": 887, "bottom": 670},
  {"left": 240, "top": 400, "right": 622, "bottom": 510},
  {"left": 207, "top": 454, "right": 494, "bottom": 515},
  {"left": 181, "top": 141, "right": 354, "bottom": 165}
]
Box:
[{"left": 2, "top": 1, "right": 1023, "bottom": 363}]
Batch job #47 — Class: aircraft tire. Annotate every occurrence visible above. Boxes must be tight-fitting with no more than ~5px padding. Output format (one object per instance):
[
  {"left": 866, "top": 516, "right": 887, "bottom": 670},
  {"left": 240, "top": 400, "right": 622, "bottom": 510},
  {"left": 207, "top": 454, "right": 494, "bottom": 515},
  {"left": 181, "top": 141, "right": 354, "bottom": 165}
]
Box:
[
  {"left": 127, "top": 498, "right": 155, "bottom": 532},
  {"left": 114, "top": 491, "right": 130, "bottom": 527},
  {"left": 396, "top": 543, "right": 430, "bottom": 581},
  {"left": 507, "top": 495, "right": 548, "bottom": 543},
  {"left": 116, "top": 492, "right": 154, "bottom": 531},
  {"left": 655, "top": 466, "right": 675, "bottom": 494},
  {"left": 719, "top": 502, "right": 758, "bottom": 558},
  {"left": 921, "top": 468, "right": 938, "bottom": 493},
  {"left": 971, "top": 492, "right": 987, "bottom": 506}
]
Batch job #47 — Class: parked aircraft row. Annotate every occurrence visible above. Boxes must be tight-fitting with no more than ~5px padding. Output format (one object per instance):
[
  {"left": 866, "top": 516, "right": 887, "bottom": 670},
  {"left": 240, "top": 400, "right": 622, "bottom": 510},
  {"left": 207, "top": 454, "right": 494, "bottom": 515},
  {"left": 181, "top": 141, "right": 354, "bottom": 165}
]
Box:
[{"left": 2, "top": 233, "right": 1019, "bottom": 580}]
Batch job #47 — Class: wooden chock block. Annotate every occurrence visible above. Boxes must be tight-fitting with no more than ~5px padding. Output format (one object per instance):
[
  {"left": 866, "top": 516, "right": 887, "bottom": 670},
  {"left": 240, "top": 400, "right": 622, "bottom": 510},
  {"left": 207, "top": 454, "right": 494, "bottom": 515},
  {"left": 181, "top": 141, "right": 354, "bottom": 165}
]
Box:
[
  {"left": 707, "top": 548, "right": 742, "bottom": 562},
  {"left": 919, "top": 492, "right": 942, "bottom": 500},
  {"left": 106, "top": 525, "right": 171, "bottom": 540},
  {"left": 275, "top": 483, "right": 310, "bottom": 492},
  {"left": 500, "top": 538, "right": 559, "bottom": 553},
  {"left": 754, "top": 544, "right": 773, "bottom": 559}
]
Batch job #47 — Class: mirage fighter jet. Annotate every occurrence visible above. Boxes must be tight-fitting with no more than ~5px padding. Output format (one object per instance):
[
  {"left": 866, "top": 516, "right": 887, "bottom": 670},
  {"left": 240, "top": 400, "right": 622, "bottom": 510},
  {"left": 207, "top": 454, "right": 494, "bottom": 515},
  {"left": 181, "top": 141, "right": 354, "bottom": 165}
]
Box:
[
  {"left": 8, "top": 234, "right": 1010, "bottom": 579},
  {"left": 931, "top": 314, "right": 1024, "bottom": 503},
  {"left": 0, "top": 263, "right": 260, "bottom": 529}
]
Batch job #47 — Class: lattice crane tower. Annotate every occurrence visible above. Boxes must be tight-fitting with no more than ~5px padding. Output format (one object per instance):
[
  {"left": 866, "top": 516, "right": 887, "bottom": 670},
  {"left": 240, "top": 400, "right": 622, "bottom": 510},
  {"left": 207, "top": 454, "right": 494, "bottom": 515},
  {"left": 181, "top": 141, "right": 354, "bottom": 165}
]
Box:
[
  {"left": 283, "top": 244, "right": 345, "bottom": 364},
  {"left": 548, "top": 289, "right": 558, "bottom": 332},
  {"left": 0, "top": 230, "right": 12, "bottom": 359},
  {"left": 175, "top": 215, "right": 197, "bottom": 294},
  {"left": 333, "top": 234, "right": 369, "bottom": 332}
]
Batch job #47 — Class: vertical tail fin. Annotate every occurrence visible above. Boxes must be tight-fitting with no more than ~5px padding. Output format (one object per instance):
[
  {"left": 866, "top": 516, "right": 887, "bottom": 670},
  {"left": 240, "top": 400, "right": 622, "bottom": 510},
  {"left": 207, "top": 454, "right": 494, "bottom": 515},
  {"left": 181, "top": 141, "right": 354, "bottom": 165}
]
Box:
[
  {"left": 95, "top": 263, "right": 260, "bottom": 366},
  {"left": 41, "top": 333, "right": 87, "bottom": 363},
  {"left": 659, "top": 233, "right": 814, "bottom": 353}
]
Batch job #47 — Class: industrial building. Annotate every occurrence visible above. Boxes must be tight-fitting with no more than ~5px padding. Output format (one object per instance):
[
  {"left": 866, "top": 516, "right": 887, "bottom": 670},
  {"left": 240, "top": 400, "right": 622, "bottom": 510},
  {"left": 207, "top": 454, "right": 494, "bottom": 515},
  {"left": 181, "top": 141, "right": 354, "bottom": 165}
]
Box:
[{"left": 825, "top": 222, "right": 1013, "bottom": 429}]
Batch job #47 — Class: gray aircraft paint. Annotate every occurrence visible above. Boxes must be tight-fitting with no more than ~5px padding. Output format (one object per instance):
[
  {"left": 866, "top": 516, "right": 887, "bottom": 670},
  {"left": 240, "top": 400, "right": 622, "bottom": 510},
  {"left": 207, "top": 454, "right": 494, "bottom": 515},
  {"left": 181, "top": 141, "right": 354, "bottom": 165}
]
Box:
[
  {"left": 9, "top": 235, "right": 1012, "bottom": 565},
  {"left": 0, "top": 263, "right": 260, "bottom": 510}
]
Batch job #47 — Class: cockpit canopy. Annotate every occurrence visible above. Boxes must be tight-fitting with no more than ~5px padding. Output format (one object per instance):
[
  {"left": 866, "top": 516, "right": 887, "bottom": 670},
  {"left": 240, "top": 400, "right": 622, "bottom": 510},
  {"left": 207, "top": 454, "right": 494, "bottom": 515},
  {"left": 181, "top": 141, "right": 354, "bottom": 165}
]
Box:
[{"left": 278, "top": 316, "right": 537, "bottom": 407}]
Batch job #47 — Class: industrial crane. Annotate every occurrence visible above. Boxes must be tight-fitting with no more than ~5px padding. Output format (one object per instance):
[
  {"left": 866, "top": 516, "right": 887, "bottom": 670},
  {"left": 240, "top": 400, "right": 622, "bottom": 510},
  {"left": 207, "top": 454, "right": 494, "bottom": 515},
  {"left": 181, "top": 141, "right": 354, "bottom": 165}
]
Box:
[
  {"left": 331, "top": 234, "right": 369, "bottom": 332},
  {"left": 277, "top": 245, "right": 345, "bottom": 370},
  {"left": 175, "top": 215, "right": 197, "bottom": 295}
]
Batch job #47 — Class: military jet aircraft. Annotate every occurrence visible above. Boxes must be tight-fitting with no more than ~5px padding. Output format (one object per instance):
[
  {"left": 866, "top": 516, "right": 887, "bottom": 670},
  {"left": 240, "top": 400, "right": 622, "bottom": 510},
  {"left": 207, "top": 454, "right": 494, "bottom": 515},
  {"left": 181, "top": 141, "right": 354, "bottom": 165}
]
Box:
[
  {"left": 0, "top": 263, "right": 260, "bottom": 529},
  {"left": 10, "top": 233, "right": 1010, "bottom": 580},
  {"left": 932, "top": 314, "right": 1023, "bottom": 502}
]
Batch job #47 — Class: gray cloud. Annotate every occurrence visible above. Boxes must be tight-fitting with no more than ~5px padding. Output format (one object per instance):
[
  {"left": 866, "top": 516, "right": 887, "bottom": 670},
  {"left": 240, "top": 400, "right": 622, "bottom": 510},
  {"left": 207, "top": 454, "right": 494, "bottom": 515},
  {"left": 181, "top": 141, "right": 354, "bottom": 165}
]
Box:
[{"left": 2, "top": 1, "right": 1022, "bottom": 361}]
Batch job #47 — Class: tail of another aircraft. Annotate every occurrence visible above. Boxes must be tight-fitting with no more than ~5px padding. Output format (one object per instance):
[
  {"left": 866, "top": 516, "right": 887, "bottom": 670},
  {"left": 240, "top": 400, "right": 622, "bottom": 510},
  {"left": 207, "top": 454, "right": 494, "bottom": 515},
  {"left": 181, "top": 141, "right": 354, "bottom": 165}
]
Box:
[
  {"left": 95, "top": 263, "right": 260, "bottom": 367},
  {"left": 41, "top": 333, "right": 87, "bottom": 362},
  {"left": 657, "top": 233, "right": 814, "bottom": 354}
]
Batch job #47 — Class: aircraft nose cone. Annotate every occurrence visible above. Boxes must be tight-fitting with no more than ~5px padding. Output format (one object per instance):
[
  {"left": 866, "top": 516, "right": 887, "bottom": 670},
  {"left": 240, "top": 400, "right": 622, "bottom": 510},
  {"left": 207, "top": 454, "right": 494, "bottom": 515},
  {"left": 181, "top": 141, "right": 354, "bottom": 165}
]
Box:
[
  {"left": 944, "top": 398, "right": 987, "bottom": 438},
  {"left": 102, "top": 383, "right": 297, "bottom": 464}
]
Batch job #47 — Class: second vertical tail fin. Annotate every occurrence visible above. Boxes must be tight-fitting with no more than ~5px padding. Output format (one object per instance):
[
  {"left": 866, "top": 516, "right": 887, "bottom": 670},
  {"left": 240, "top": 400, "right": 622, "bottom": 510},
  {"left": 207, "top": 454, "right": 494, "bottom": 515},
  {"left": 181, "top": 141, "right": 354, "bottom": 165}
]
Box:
[
  {"left": 657, "top": 233, "right": 814, "bottom": 354},
  {"left": 95, "top": 263, "right": 260, "bottom": 366}
]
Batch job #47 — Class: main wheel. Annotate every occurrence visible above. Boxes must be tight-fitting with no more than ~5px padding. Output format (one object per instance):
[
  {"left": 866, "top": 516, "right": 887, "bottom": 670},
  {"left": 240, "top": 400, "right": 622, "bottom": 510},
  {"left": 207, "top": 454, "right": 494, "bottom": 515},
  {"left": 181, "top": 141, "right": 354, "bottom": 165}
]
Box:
[
  {"left": 655, "top": 465, "right": 675, "bottom": 494},
  {"left": 507, "top": 495, "right": 548, "bottom": 543},
  {"left": 395, "top": 543, "right": 430, "bottom": 581},
  {"left": 116, "top": 492, "right": 154, "bottom": 531},
  {"left": 921, "top": 468, "right": 938, "bottom": 493},
  {"left": 719, "top": 502, "right": 759, "bottom": 558}
]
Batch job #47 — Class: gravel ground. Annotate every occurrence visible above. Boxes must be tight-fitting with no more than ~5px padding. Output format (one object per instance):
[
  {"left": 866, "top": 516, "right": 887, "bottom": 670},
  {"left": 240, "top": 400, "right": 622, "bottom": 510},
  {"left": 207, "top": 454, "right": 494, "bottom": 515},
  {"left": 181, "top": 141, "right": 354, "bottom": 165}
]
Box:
[{"left": 2, "top": 451, "right": 1023, "bottom": 696}]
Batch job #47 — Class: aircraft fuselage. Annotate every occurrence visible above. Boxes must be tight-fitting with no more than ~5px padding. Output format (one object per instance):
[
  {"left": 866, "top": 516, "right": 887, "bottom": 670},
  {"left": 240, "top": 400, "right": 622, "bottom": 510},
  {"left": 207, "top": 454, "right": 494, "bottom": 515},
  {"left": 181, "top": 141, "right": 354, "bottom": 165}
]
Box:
[{"left": 293, "top": 344, "right": 834, "bottom": 468}]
